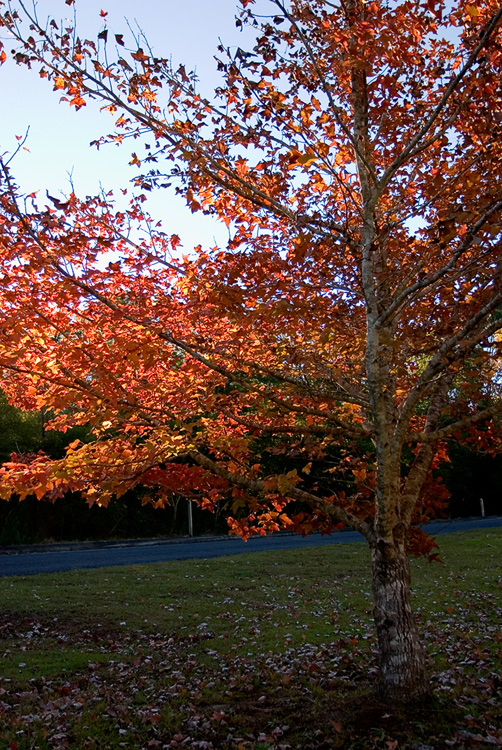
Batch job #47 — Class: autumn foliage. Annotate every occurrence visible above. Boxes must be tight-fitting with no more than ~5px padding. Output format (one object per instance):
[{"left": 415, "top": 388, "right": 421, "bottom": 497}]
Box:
[{"left": 1, "top": 0, "right": 502, "bottom": 700}]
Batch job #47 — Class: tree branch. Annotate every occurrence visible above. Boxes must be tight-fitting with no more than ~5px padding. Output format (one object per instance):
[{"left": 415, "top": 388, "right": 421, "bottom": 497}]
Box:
[
  {"left": 379, "top": 4, "right": 502, "bottom": 191},
  {"left": 272, "top": 0, "right": 378, "bottom": 186},
  {"left": 189, "top": 449, "right": 374, "bottom": 540},
  {"left": 221, "top": 408, "right": 372, "bottom": 440},
  {"left": 400, "top": 373, "right": 454, "bottom": 525},
  {"left": 408, "top": 402, "right": 502, "bottom": 444},
  {"left": 398, "top": 295, "right": 502, "bottom": 433},
  {"left": 378, "top": 199, "right": 502, "bottom": 326}
]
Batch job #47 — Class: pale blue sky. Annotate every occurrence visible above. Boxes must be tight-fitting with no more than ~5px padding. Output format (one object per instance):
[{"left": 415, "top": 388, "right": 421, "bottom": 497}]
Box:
[{"left": 1, "top": 0, "right": 259, "bottom": 251}]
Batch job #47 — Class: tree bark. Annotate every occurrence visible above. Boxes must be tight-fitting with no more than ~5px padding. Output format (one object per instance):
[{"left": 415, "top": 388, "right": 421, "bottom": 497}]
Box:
[{"left": 370, "top": 540, "right": 430, "bottom": 702}]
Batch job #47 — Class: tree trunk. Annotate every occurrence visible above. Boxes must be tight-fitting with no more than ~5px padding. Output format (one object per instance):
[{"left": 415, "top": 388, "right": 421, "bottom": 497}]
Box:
[{"left": 370, "top": 541, "right": 430, "bottom": 702}]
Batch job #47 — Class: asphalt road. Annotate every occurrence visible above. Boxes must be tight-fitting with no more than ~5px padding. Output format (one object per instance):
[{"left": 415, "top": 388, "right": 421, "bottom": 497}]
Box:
[{"left": 1, "top": 517, "right": 501, "bottom": 577}]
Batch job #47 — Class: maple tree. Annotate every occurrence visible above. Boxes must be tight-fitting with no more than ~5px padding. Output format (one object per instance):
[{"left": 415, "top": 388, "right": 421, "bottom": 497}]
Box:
[{"left": 1, "top": 0, "right": 502, "bottom": 702}]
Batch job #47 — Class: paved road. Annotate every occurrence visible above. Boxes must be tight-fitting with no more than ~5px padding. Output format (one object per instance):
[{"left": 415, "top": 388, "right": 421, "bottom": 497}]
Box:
[{"left": 1, "top": 517, "right": 500, "bottom": 577}]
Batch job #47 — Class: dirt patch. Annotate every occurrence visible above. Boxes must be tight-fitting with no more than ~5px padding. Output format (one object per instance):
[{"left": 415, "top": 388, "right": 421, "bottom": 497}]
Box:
[{"left": 0, "top": 611, "right": 124, "bottom": 644}]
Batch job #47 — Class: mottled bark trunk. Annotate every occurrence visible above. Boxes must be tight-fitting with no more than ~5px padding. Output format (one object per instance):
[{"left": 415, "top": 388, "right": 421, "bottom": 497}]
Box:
[{"left": 371, "top": 542, "right": 430, "bottom": 702}]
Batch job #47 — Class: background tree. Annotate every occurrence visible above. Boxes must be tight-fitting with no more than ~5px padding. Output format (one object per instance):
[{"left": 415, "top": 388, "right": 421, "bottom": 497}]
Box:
[
  {"left": 0, "top": 389, "right": 41, "bottom": 461},
  {"left": 1, "top": 0, "right": 502, "bottom": 702}
]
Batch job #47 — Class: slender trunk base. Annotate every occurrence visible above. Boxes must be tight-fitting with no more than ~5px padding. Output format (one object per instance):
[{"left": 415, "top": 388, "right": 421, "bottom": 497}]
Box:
[{"left": 371, "top": 543, "right": 430, "bottom": 703}]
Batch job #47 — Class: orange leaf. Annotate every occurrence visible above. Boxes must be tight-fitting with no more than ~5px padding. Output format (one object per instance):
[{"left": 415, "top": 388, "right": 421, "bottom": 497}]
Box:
[
  {"left": 297, "top": 153, "right": 318, "bottom": 167},
  {"left": 465, "top": 4, "right": 479, "bottom": 17}
]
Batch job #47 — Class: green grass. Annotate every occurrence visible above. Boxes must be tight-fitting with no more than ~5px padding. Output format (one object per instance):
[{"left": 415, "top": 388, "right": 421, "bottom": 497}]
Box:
[
  {"left": 1, "top": 529, "right": 501, "bottom": 749},
  {"left": 1, "top": 543, "right": 375, "bottom": 650},
  {"left": 0, "top": 647, "right": 118, "bottom": 683}
]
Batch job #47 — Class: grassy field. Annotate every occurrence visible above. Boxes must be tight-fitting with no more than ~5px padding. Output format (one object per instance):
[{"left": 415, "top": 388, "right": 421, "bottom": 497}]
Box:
[{"left": 0, "top": 529, "right": 501, "bottom": 749}]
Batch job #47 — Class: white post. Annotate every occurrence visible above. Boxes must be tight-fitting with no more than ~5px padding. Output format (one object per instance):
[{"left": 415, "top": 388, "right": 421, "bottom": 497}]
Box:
[
  {"left": 480, "top": 497, "right": 485, "bottom": 518},
  {"left": 188, "top": 499, "right": 194, "bottom": 536}
]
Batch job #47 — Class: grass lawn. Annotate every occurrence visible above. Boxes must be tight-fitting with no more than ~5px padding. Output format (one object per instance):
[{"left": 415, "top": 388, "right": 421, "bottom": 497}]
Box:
[{"left": 0, "top": 528, "right": 501, "bottom": 749}]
